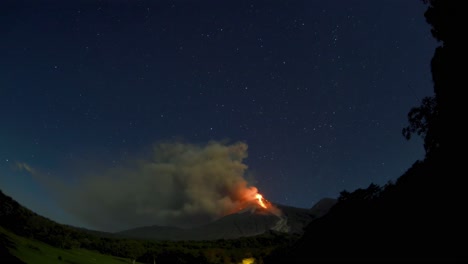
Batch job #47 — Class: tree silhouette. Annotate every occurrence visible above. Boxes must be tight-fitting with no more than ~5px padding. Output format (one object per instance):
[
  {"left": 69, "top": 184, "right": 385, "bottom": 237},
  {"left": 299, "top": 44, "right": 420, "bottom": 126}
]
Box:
[
  {"left": 403, "top": 0, "right": 461, "bottom": 159},
  {"left": 264, "top": 1, "right": 466, "bottom": 262},
  {"left": 402, "top": 96, "right": 438, "bottom": 153}
]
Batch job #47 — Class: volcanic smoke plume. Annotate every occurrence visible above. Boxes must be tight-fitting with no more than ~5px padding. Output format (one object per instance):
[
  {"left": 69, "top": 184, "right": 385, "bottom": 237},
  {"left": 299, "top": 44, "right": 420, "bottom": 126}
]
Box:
[{"left": 45, "top": 141, "right": 276, "bottom": 232}]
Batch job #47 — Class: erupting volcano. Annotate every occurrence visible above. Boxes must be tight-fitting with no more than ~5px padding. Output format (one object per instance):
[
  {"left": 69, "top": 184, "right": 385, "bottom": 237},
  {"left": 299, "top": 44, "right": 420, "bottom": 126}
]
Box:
[{"left": 229, "top": 185, "right": 282, "bottom": 217}]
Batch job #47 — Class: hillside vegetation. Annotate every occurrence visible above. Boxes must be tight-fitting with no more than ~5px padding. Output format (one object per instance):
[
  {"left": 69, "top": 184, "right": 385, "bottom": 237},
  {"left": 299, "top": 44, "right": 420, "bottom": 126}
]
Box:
[
  {"left": 1, "top": 226, "right": 139, "bottom": 264},
  {"left": 0, "top": 190, "right": 298, "bottom": 263}
]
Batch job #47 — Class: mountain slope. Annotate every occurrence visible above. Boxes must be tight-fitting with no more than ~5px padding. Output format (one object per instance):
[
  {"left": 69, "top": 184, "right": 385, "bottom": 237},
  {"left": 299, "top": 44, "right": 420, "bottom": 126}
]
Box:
[
  {"left": 0, "top": 226, "right": 140, "bottom": 264},
  {"left": 117, "top": 198, "right": 336, "bottom": 241}
]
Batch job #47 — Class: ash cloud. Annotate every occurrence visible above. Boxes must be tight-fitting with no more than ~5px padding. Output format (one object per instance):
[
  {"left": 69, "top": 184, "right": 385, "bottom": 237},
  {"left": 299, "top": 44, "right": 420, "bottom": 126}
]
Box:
[{"left": 50, "top": 141, "right": 259, "bottom": 231}]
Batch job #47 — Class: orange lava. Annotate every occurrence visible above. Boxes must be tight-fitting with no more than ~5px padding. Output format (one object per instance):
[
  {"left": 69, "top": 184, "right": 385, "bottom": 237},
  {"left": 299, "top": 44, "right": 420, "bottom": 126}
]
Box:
[
  {"left": 225, "top": 185, "right": 279, "bottom": 215},
  {"left": 256, "top": 193, "right": 267, "bottom": 208}
]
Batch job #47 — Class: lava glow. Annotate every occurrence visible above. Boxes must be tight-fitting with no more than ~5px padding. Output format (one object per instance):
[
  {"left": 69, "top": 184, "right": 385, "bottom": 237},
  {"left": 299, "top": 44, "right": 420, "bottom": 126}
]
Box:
[
  {"left": 256, "top": 193, "right": 267, "bottom": 209},
  {"left": 228, "top": 185, "right": 282, "bottom": 216}
]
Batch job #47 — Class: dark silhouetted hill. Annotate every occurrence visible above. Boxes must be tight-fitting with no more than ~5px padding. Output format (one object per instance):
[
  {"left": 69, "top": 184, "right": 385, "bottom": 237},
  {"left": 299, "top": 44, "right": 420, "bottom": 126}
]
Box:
[{"left": 265, "top": 1, "right": 466, "bottom": 262}]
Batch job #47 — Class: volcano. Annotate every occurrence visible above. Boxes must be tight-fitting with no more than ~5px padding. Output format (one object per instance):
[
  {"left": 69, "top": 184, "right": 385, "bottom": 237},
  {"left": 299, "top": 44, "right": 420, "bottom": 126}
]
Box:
[{"left": 116, "top": 198, "right": 337, "bottom": 241}]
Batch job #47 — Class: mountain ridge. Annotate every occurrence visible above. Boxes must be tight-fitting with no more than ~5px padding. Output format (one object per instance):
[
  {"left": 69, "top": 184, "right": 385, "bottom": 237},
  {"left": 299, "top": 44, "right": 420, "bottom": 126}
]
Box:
[{"left": 116, "top": 198, "right": 336, "bottom": 241}]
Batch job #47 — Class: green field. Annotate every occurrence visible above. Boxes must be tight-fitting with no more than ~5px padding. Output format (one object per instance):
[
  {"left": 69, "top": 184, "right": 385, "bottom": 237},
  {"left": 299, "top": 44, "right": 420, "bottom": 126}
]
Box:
[{"left": 0, "top": 226, "right": 141, "bottom": 264}]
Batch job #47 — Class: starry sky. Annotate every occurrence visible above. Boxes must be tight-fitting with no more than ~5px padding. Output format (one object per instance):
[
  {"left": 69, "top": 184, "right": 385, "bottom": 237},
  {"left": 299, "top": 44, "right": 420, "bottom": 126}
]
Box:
[{"left": 0, "top": 0, "right": 436, "bottom": 229}]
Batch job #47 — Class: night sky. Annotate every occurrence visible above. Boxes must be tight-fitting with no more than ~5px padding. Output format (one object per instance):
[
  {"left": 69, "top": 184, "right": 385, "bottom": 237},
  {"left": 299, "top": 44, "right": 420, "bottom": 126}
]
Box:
[{"left": 0, "top": 0, "right": 436, "bottom": 230}]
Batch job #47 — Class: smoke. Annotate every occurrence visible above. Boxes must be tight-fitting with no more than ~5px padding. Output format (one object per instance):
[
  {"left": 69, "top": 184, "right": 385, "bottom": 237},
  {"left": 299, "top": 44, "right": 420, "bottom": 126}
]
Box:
[{"left": 38, "top": 141, "right": 268, "bottom": 231}]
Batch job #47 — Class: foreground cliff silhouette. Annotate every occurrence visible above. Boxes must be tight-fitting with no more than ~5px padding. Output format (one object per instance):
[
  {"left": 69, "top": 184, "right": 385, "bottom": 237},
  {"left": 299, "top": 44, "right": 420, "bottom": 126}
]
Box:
[{"left": 265, "top": 0, "right": 465, "bottom": 261}]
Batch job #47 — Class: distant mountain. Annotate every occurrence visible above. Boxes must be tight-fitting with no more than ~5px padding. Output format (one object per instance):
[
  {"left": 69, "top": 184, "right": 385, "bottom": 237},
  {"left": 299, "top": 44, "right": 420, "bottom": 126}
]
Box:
[
  {"left": 116, "top": 198, "right": 336, "bottom": 241},
  {"left": 117, "top": 225, "right": 187, "bottom": 241},
  {"left": 309, "top": 197, "right": 337, "bottom": 216}
]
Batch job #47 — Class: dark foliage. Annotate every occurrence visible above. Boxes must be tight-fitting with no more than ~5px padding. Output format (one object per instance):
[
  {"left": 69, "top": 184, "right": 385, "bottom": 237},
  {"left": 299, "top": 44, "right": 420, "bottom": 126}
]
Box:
[
  {"left": 0, "top": 232, "right": 25, "bottom": 263},
  {"left": 265, "top": 0, "right": 466, "bottom": 262},
  {"left": 402, "top": 96, "right": 438, "bottom": 153}
]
